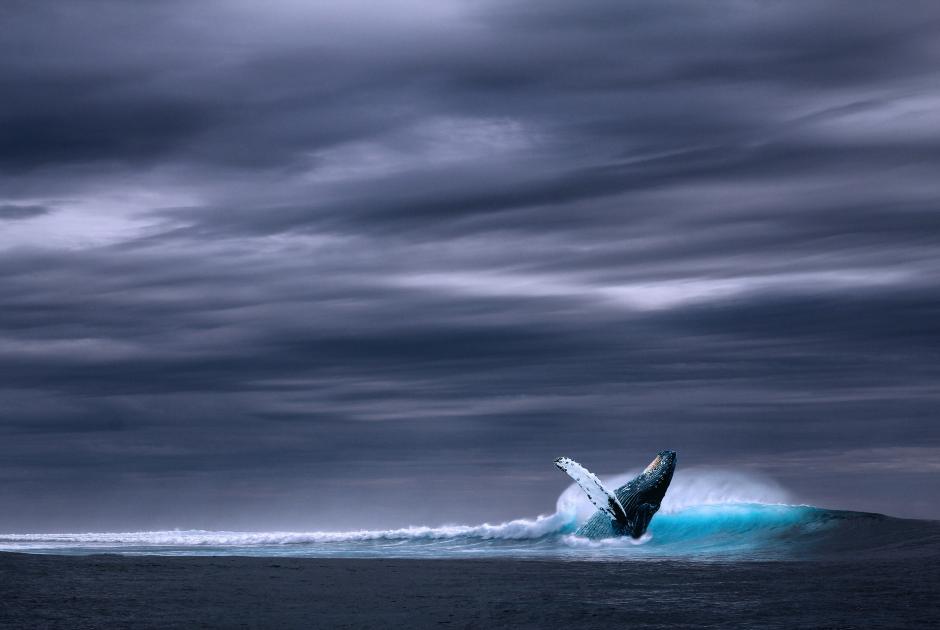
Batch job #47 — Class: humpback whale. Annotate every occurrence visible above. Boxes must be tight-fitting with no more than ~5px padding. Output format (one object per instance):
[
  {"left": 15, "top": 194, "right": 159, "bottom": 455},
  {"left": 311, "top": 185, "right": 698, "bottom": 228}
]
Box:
[{"left": 555, "top": 450, "right": 676, "bottom": 539}]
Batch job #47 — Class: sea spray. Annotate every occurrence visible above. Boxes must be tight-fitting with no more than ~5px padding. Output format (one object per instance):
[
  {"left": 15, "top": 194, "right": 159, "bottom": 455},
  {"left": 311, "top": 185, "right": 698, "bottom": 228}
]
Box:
[{"left": 556, "top": 466, "right": 792, "bottom": 521}]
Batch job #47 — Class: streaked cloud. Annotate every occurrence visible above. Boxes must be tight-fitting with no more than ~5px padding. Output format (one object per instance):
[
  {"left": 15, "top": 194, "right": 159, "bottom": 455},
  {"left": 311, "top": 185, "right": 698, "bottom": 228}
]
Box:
[{"left": 0, "top": 0, "right": 938, "bottom": 528}]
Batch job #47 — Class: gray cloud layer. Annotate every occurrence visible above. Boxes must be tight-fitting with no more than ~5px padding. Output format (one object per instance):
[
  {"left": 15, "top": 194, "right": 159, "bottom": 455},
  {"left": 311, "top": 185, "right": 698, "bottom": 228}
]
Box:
[{"left": 1, "top": 0, "right": 939, "bottom": 529}]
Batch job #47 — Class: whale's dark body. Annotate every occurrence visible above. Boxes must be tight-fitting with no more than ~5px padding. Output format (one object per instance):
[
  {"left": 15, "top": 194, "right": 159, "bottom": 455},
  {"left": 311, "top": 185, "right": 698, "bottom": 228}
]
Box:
[{"left": 569, "top": 450, "right": 677, "bottom": 539}]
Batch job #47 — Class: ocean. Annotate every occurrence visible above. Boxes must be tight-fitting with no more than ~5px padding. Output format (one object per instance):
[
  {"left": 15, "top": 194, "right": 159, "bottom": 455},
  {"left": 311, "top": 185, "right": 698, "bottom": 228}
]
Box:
[{"left": 2, "top": 469, "right": 938, "bottom": 627}]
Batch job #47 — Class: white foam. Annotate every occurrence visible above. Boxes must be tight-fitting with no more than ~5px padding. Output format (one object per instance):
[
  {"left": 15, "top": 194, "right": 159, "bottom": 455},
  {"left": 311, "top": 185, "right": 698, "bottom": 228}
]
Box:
[
  {"left": 0, "top": 512, "right": 573, "bottom": 546},
  {"left": 561, "top": 533, "right": 652, "bottom": 548}
]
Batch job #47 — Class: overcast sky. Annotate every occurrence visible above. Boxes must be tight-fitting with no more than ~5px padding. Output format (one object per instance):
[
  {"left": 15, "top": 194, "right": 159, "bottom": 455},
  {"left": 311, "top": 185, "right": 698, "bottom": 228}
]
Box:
[{"left": 2, "top": 0, "right": 939, "bottom": 531}]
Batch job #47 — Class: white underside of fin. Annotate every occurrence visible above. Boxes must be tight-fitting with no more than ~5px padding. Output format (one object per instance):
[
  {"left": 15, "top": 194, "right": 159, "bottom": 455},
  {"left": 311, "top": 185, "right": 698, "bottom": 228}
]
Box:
[{"left": 554, "top": 457, "right": 628, "bottom": 525}]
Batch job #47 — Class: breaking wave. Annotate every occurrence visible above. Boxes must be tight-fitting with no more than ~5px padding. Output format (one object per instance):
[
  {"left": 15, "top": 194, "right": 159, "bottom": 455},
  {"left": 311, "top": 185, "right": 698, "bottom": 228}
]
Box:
[
  {"left": 0, "top": 511, "right": 575, "bottom": 547},
  {"left": 2, "top": 468, "right": 937, "bottom": 560}
]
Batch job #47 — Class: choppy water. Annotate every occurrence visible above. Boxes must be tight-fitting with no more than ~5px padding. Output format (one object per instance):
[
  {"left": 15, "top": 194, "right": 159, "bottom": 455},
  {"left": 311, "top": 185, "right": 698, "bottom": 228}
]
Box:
[{"left": 3, "top": 469, "right": 938, "bottom": 560}]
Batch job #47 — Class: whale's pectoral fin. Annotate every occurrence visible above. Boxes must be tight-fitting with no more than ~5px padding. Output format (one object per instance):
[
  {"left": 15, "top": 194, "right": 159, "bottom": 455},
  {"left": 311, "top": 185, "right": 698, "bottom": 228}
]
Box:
[
  {"left": 629, "top": 503, "right": 658, "bottom": 538},
  {"left": 554, "top": 457, "right": 628, "bottom": 525}
]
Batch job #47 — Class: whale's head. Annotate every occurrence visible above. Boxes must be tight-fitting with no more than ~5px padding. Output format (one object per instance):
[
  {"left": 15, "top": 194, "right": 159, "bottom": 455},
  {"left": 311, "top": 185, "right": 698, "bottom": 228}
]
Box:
[{"left": 636, "top": 449, "right": 677, "bottom": 506}]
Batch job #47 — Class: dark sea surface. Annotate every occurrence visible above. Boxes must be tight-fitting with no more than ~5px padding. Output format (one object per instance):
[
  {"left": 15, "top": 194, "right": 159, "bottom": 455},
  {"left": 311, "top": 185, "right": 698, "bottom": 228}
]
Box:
[{"left": 1, "top": 553, "right": 938, "bottom": 628}]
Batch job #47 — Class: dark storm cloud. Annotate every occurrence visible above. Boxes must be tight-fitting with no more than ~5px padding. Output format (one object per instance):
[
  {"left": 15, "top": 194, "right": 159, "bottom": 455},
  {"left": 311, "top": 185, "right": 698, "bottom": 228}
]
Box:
[
  {"left": 1, "top": 0, "right": 939, "bottom": 530},
  {"left": 0, "top": 204, "right": 51, "bottom": 220}
]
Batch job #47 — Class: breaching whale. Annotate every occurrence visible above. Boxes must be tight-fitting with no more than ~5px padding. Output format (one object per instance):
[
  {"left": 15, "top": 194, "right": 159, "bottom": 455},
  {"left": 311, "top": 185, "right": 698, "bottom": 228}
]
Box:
[{"left": 555, "top": 450, "right": 676, "bottom": 539}]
